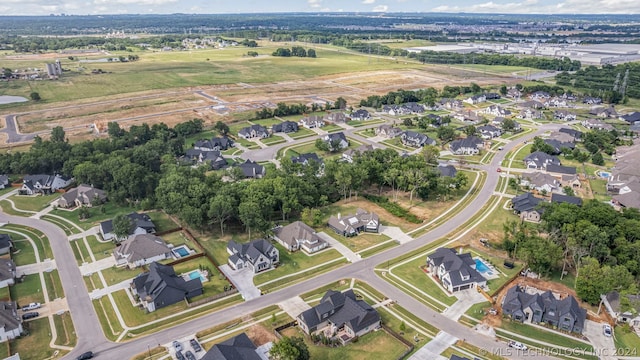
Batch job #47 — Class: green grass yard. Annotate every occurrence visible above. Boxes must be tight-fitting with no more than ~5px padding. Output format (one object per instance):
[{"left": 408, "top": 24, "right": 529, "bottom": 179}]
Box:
[
  {"left": 7, "top": 239, "right": 36, "bottom": 265},
  {"left": 8, "top": 194, "right": 57, "bottom": 212},
  {"left": 321, "top": 227, "right": 391, "bottom": 253},
  {"left": 44, "top": 269, "right": 65, "bottom": 301},
  {"left": 86, "top": 235, "right": 114, "bottom": 260},
  {"left": 53, "top": 313, "right": 77, "bottom": 347},
  {"left": 100, "top": 266, "right": 145, "bottom": 287},
  {"left": 10, "top": 318, "right": 57, "bottom": 360},
  {"left": 390, "top": 255, "right": 457, "bottom": 308},
  {"left": 10, "top": 274, "right": 45, "bottom": 305}
]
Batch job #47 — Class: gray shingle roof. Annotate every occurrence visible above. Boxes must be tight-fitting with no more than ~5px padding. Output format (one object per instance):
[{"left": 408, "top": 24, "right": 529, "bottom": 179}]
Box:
[
  {"left": 511, "top": 192, "right": 544, "bottom": 213},
  {"left": 115, "top": 234, "right": 170, "bottom": 264},
  {"left": 202, "top": 333, "right": 261, "bottom": 360},
  {"left": 427, "top": 248, "right": 485, "bottom": 288},
  {"left": 298, "top": 289, "right": 380, "bottom": 334}
]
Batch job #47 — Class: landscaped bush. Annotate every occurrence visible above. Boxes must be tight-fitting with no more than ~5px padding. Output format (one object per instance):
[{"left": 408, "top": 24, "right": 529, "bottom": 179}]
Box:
[{"left": 363, "top": 194, "right": 422, "bottom": 224}]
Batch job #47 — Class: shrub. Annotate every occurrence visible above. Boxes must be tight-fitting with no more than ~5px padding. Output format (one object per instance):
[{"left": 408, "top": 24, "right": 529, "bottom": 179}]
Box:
[{"left": 363, "top": 194, "right": 422, "bottom": 224}]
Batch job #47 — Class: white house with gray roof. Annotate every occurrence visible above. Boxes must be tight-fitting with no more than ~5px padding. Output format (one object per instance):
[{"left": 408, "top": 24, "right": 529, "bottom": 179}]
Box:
[
  {"left": 55, "top": 184, "right": 107, "bottom": 208},
  {"left": 20, "top": 174, "right": 73, "bottom": 195},
  {"left": 227, "top": 239, "right": 279, "bottom": 274},
  {"left": 450, "top": 136, "right": 483, "bottom": 155},
  {"left": 328, "top": 209, "right": 379, "bottom": 237},
  {"left": 100, "top": 212, "right": 156, "bottom": 241},
  {"left": 0, "top": 302, "right": 23, "bottom": 341},
  {"left": 114, "top": 234, "right": 172, "bottom": 268},
  {"left": 426, "top": 247, "right": 486, "bottom": 292}
]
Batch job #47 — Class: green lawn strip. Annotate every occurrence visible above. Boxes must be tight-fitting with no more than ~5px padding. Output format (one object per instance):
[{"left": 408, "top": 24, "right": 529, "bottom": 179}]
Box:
[
  {"left": 353, "top": 282, "right": 386, "bottom": 302},
  {"left": 83, "top": 273, "right": 98, "bottom": 292},
  {"left": 9, "top": 318, "right": 56, "bottom": 360},
  {"left": 130, "top": 346, "right": 167, "bottom": 360},
  {"left": 0, "top": 342, "right": 7, "bottom": 358},
  {"left": 50, "top": 202, "right": 136, "bottom": 231},
  {"left": 44, "top": 269, "right": 65, "bottom": 301},
  {"left": 70, "top": 240, "right": 86, "bottom": 265},
  {"left": 347, "top": 119, "right": 385, "bottom": 127},
  {"left": 100, "top": 266, "right": 144, "bottom": 287},
  {"left": 86, "top": 235, "right": 113, "bottom": 261},
  {"left": 0, "top": 287, "right": 10, "bottom": 302},
  {"left": 358, "top": 240, "right": 399, "bottom": 258},
  {"left": 494, "top": 332, "right": 596, "bottom": 360},
  {"left": 75, "top": 238, "right": 92, "bottom": 264},
  {"left": 8, "top": 194, "right": 57, "bottom": 212},
  {"left": 288, "top": 128, "right": 317, "bottom": 139},
  {"left": 452, "top": 342, "right": 507, "bottom": 360},
  {"left": 381, "top": 138, "right": 414, "bottom": 151},
  {"left": 261, "top": 136, "right": 287, "bottom": 145},
  {"left": 613, "top": 324, "right": 640, "bottom": 354},
  {"left": 2, "top": 224, "right": 52, "bottom": 259},
  {"left": 355, "top": 129, "right": 376, "bottom": 138},
  {"left": 10, "top": 274, "right": 45, "bottom": 305},
  {"left": 498, "top": 320, "right": 593, "bottom": 352},
  {"left": 41, "top": 215, "right": 78, "bottom": 235},
  {"left": 441, "top": 347, "right": 478, "bottom": 360},
  {"left": 280, "top": 325, "right": 409, "bottom": 360},
  {"left": 384, "top": 303, "right": 439, "bottom": 337},
  {"left": 53, "top": 313, "right": 77, "bottom": 347},
  {"left": 463, "top": 301, "right": 492, "bottom": 322},
  {"left": 320, "top": 228, "right": 391, "bottom": 253},
  {"left": 8, "top": 240, "right": 36, "bottom": 265},
  {"left": 93, "top": 297, "right": 124, "bottom": 341},
  {"left": 194, "top": 304, "right": 284, "bottom": 340},
  {"left": 258, "top": 258, "right": 349, "bottom": 293},
  {"left": 147, "top": 211, "right": 180, "bottom": 232},
  {"left": 254, "top": 246, "right": 343, "bottom": 286},
  {"left": 322, "top": 124, "right": 343, "bottom": 133},
  {"left": 589, "top": 178, "right": 610, "bottom": 201},
  {"left": 388, "top": 256, "right": 457, "bottom": 307},
  {"left": 0, "top": 200, "right": 31, "bottom": 216}
]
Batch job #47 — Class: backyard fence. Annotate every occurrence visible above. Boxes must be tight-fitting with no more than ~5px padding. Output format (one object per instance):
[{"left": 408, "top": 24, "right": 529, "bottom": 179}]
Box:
[{"left": 186, "top": 288, "right": 238, "bottom": 308}]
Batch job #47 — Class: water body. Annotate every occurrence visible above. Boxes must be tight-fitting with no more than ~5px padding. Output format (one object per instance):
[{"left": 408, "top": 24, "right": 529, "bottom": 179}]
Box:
[{"left": 0, "top": 95, "right": 28, "bottom": 105}]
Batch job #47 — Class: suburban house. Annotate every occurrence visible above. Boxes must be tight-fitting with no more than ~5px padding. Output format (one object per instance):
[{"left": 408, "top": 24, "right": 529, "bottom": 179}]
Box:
[
  {"left": 342, "top": 144, "right": 374, "bottom": 163},
  {"left": 300, "top": 115, "right": 325, "bottom": 129},
  {"left": 439, "top": 98, "right": 463, "bottom": 110},
  {"left": 426, "top": 247, "right": 487, "bottom": 293},
  {"left": 518, "top": 108, "right": 543, "bottom": 120},
  {"left": 131, "top": 262, "right": 203, "bottom": 312},
  {"left": 235, "top": 160, "right": 266, "bottom": 179},
  {"left": 426, "top": 114, "right": 443, "bottom": 128},
  {"left": 545, "top": 97, "right": 569, "bottom": 108},
  {"left": 297, "top": 289, "right": 381, "bottom": 344},
  {"left": 477, "top": 125, "right": 502, "bottom": 139},
  {"left": 463, "top": 94, "right": 486, "bottom": 105},
  {"left": 544, "top": 139, "right": 575, "bottom": 154},
  {"left": 437, "top": 164, "right": 458, "bottom": 178},
  {"left": 511, "top": 192, "right": 545, "bottom": 223},
  {"left": 272, "top": 121, "right": 299, "bottom": 133},
  {"left": 350, "top": 109, "right": 371, "bottom": 121},
  {"left": 183, "top": 149, "right": 227, "bottom": 170},
  {"left": 554, "top": 110, "right": 577, "bottom": 121},
  {"left": 454, "top": 110, "right": 483, "bottom": 124},
  {"left": 483, "top": 105, "right": 511, "bottom": 117},
  {"left": 55, "top": 184, "right": 107, "bottom": 208},
  {"left": 382, "top": 103, "right": 425, "bottom": 115},
  {"left": 194, "top": 137, "right": 234, "bottom": 151},
  {"left": 583, "top": 96, "right": 602, "bottom": 105},
  {"left": 613, "top": 191, "right": 640, "bottom": 210},
  {"left": 375, "top": 125, "right": 403, "bottom": 138},
  {"left": 273, "top": 221, "right": 328, "bottom": 254},
  {"left": 291, "top": 153, "right": 323, "bottom": 166},
  {"left": 324, "top": 112, "right": 347, "bottom": 123},
  {"left": 519, "top": 100, "right": 545, "bottom": 109},
  {"left": 0, "top": 175, "right": 9, "bottom": 189},
  {"left": 590, "top": 106, "right": 617, "bottom": 118},
  {"left": 608, "top": 146, "right": 640, "bottom": 194},
  {"left": 562, "top": 174, "right": 582, "bottom": 189},
  {"left": 0, "top": 259, "right": 16, "bottom": 289},
  {"left": 100, "top": 212, "right": 156, "bottom": 241},
  {"left": 0, "top": 302, "right": 22, "bottom": 341},
  {"left": 328, "top": 209, "right": 379, "bottom": 237},
  {"left": 0, "top": 234, "right": 13, "bottom": 255},
  {"left": 323, "top": 132, "right": 349, "bottom": 151},
  {"left": 523, "top": 151, "right": 561, "bottom": 170},
  {"left": 551, "top": 193, "right": 583, "bottom": 207},
  {"left": 620, "top": 112, "right": 640, "bottom": 125},
  {"left": 450, "top": 136, "right": 484, "bottom": 155},
  {"left": 502, "top": 285, "right": 587, "bottom": 334},
  {"left": 20, "top": 174, "right": 73, "bottom": 195},
  {"left": 582, "top": 118, "right": 614, "bottom": 131},
  {"left": 550, "top": 130, "right": 579, "bottom": 144},
  {"left": 202, "top": 333, "right": 261, "bottom": 360},
  {"left": 114, "top": 234, "right": 172, "bottom": 268},
  {"left": 530, "top": 91, "right": 550, "bottom": 101},
  {"left": 546, "top": 164, "right": 577, "bottom": 175},
  {"left": 238, "top": 124, "right": 269, "bottom": 139},
  {"left": 600, "top": 291, "right": 640, "bottom": 327},
  {"left": 507, "top": 88, "right": 522, "bottom": 99},
  {"left": 227, "top": 239, "right": 279, "bottom": 273},
  {"left": 400, "top": 131, "right": 436, "bottom": 148},
  {"left": 521, "top": 172, "right": 560, "bottom": 194}
]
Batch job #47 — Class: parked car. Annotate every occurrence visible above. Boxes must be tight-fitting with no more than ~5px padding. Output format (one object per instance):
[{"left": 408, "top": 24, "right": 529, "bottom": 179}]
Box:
[
  {"left": 497, "top": 167, "right": 502, "bottom": 172},
  {"left": 76, "top": 351, "right": 94, "bottom": 360},
  {"left": 185, "top": 351, "right": 196, "bottom": 360},
  {"left": 22, "top": 312, "right": 39, "bottom": 320},
  {"left": 603, "top": 324, "right": 613, "bottom": 337},
  {"left": 498, "top": 146, "right": 504, "bottom": 150},
  {"left": 173, "top": 341, "right": 183, "bottom": 352},
  {"left": 175, "top": 351, "right": 185, "bottom": 360},
  {"left": 508, "top": 340, "right": 527, "bottom": 351},
  {"left": 189, "top": 339, "right": 202, "bottom": 352},
  {"left": 21, "top": 302, "right": 41, "bottom": 311}
]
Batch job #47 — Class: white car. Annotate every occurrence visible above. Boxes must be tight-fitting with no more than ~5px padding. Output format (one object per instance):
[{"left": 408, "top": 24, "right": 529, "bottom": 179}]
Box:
[
  {"left": 21, "top": 302, "right": 41, "bottom": 311},
  {"left": 508, "top": 340, "right": 528, "bottom": 351},
  {"left": 603, "top": 324, "right": 613, "bottom": 337}
]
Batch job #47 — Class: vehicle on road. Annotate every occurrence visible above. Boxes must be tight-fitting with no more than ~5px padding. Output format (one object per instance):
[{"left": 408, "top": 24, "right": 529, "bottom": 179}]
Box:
[
  {"left": 498, "top": 146, "right": 504, "bottom": 150},
  {"left": 189, "top": 339, "right": 202, "bottom": 352},
  {"left": 508, "top": 340, "right": 527, "bottom": 350},
  {"left": 76, "top": 351, "right": 94, "bottom": 360},
  {"left": 603, "top": 324, "right": 613, "bottom": 337},
  {"left": 22, "top": 312, "right": 39, "bottom": 320},
  {"left": 185, "top": 351, "right": 196, "bottom": 360},
  {"left": 497, "top": 168, "right": 502, "bottom": 172},
  {"left": 21, "top": 302, "right": 41, "bottom": 311},
  {"left": 173, "top": 341, "right": 183, "bottom": 352}
]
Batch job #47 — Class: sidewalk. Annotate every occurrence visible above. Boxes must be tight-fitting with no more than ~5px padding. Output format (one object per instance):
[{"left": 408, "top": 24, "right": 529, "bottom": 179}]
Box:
[
  {"left": 68, "top": 226, "right": 100, "bottom": 241},
  {"left": 316, "top": 232, "right": 360, "bottom": 263},
  {"left": 16, "top": 259, "right": 57, "bottom": 276},
  {"left": 89, "top": 279, "right": 131, "bottom": 300},
  {"left": 79, "top": 256, "right": 117, "bottom": 275}
]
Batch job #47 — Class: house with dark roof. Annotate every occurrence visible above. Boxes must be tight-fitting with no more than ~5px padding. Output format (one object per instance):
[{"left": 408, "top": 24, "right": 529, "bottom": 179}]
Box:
[
  {"left": 297, "top": 289, "right": 381, "bottom": 344},
  {"left": 0, "top": 259, "right": 16, "bottom": 289},
  {"left": 350, "top": 109, "right": 370, "bottom": 121},
  {"left": 0, "top": 175, "right": 9, "bottom": 189},
  {"left": 291, "top": 153, "right": 323, "bottom": 166},
  {"left": 100, "top": 212, "right": 156, "bottom": 241},
  {"left": 375, "top": 125, "right": 403, "bottom": 138},
  {"left": 235, "top": 160, "right": 266, "bottom": 179},
  {"left": 601, "top": 291, "right": 640, "bottom": 327},
  {"left": 202, "top": 333, "right": 261, "bottom": 360},
  {"left": 400, "top": 131, "right": 436, "bottom": 148},
  {"left": 114, "top": 234, "right": 172, "bottom": 268},
  {"left": 477, "top": 125, "right": 502, "bottom": 139},
  {"left": 583, "top": 96, "right": 602, "bottom": 105},
  {"left": 0, "top": 234, "right": 13, "bottom": 256},
  {"left": 590, "top": 106, "right": 617, "bottom": 118},
  {"left": 194, "top": 136, "right": 234, "bottom": 151},
  {"left": 323, "top": 132, "right": 349, "bottom": 151},
  {"left": 450, "top": 136, "right": 483, "bottom": 155},
  {"left": 546, "top": 164, "right": 577, "bottom": 175},
  {"left": 437, "top": 165, "right": 458, "bottom": 178},
  {"left": 0, "top": 302, "right": 22, "bottom": 341},
  {"left": 511, "top": 192, "right": 545, "bottom": 223},
  {"left": 227, "top": 239, "right": 279, "bottom": 273},
  {"left": 530, "top": 91, "right": 550, "bottom": 101},
  {"left": 439, "top": 98, "right": 463, "bottom": 110},
  {"left": 483, "top": 105, "right": 511, "bottom": 117},
  {"left": 544, "top": 139, "right": 575, "bottom": 155},
  {"left": 328, "top": 209, "right": 379, "bottom": 237},
  {"left": 300, "top": 115, "right": 325, "bottom": 129},
  {"left": 620, "top": 112, "right": 640, "bottom": 125},
  {"left": 502, "top": 285, "right": 587, "bottom": 334},
  {"left": 558, "top": 128, "right": 583, "bottom": 141},
  {"left": 273, "top": 221, "right": 327, "bottom": 254},
  {"left": 523, "top": 151, "right": 561, "bottom": 170},
  {"left": 425, "top": 113, "right": 443, "bottom": 128},
  {"left": 183, "top": 149, "right": 227, "bottom": 170},
  {"left": 237, "top": 124, "right": 269, "bottom": 139},
  {"left": 20, "top": 174, "right": 73, "bottom": 195},
  {"left": 426, "top": 248, "right": 487, "bottom": 292},
  {"left": 342, "top": 144, "right": 374, "bottom": 163},
  {"left": 554, "top": 110, "right": 577, "bottom": 121},
  {"left": 551, "top": 193, "right": 583, "bottom": 206},
  {"left": 131, "top": 262, "right": 203, "bottom": 312},
  {"left": 449, "top": 356, "right": 471, "bottom": 360},
  {"left": 272, "top": 121, "right": 299, "bottom": 133},
  {"left": 612, "top": 191, "right": 640, "bottom": 210},
  {"left": 519, "top": 100, "right": 545, "bottom": 110},
  {"left": 55, "top": 184, "right": 107, "bottom": 208}
]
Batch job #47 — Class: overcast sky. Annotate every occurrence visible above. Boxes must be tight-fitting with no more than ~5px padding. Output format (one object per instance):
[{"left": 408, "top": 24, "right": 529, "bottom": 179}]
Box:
[{"left": 1, "top": 0, "right": 639, "bottom": 16}]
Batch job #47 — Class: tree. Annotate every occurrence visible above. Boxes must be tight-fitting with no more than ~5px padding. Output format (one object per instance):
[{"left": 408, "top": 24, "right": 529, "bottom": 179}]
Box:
[
  {"left": 111, "top": 214, "right": 132, "bottom": 243},
  {"left": 307, "top": 48, "right": 316, "bottom": 58},
  {"left": 30, "top": 92, "right": 41, "bottom": 101},
  {"left": 334, "top": 97, "right": 347, "bottom": 110},
  {"left": 402, "top": 118, "right": 413, "bottom": 127},
  {"left": 315, "top": 138, "right": 330, "bottom": 152},
  {"left": 214, "top": 121, "right": 230, "bottom": 135},
  {"left": 208, "top": 194, "right": 235, "bottom": 236},
  {"left": 247, "top": 51, "right": 259, "bottom": 57},
  {"left": 437, "top": 126, "right": 456, "bottom": 143},
  {"left": 576, "top": 257, "right": 634, "bottom": 304},
  {"left": 502, "top": 118, "right": 517, "bottom": 132},
  {"left": 592, "top": 152, "right": 604, "bottom": 166},
  {"left": 269, "top": 336, "right": 310, "bottom": 360},
  {"left": 50, "top": 126, "right": 66, "bottom": 143},
  {"left": 463, "top": 125, "right": 477, "bottom": 137},
  {"left": 499, "top": 85, "right": 508, "bottom": 96},
  {"left": 563, "top": 186, "right": 575, "bottom": 197}
]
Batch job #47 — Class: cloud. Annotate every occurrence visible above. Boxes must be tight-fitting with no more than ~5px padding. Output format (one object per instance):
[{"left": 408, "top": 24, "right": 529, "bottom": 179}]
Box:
[
  {"left": 433, "top": 0, "right": 640, "bottom": 14},
  {"left": 93, "top": 0, "right": 177, "bottom": 4},
  {"left": 308, "top": 0, "right": 322, "bottom": 8},
  {"left": 362, "top": 0, "right": 375, "bottom": 4},
  {"left": 372, "top": 4, "right": 388, "bottom": 11}
]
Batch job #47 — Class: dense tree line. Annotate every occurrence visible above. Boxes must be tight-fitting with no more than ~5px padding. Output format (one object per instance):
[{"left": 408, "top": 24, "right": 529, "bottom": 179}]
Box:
[
  {"left": 556, "top": 63, "right": 640, "bottom": 101},
  {"left": 254, "top": 97, "right": 346, "bottom": 119},
  {"left": 503, "top": 200, "right": 640, "bottom": 304},
  {"left": 271, "top": 46, "right": 316, "bottom": 58},
  {"left": 410, "top": 51, "right": 581, "bottom": 71}
]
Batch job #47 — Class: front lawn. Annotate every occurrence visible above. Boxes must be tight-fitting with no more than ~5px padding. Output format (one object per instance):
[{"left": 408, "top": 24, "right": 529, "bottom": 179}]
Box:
[
  {"left": 498, "top": 319, "right": 593, "bottom": 352},
  {"left": 10, "top": 318, "right": 57, "bottom": 360},
  {"left": 86, "top": 235, "right": 114, "bottom": 260},
  {"left": 8, "top": 239, "right": 36, "bottom": 265},
  {"left": 261, "top": 136, "right": 287, "bottom": 145},
  {"left": 464, "top": 301, "right": 491, "bottom": 322},
  {"left": 53, "top": 313, "right": 77, "bottom": 347},
  {"left": 321, "top": 228, "right": 391, "bottom": 253},
  {"left": 100, "top": 266, "right": 144, "bottom": 286},
  {"left": 614, "top": 324, "right": 640, "bottom": 353},
  {"left": 322, "top": 124, "right": 343, "bottom": 133},
  {"left": 44, "top": 269, "right": 65, "bottom": 301},
  {"left": 288, "top": 127, "right": 317, "bottom": 139},
  {"left": 390, "top": 255, "right": 457, "bottom": 309},
  {"left": 10, "top": 274, "right": 45, "bottom": 305},
  {"left": 8, "top": 194, "right": 57, "bottom": 212},
  {"left": 50, "top": 202, "right": 138, "bottom": 230},
  {"left": 2, "top": 224, "right": 53, "bottom": 259}
]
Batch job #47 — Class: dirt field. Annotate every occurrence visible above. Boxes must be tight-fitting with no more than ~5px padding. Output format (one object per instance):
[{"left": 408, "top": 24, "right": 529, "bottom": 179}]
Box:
[{"left": 245, "top": 324, "right": 277, "bottom": 346}]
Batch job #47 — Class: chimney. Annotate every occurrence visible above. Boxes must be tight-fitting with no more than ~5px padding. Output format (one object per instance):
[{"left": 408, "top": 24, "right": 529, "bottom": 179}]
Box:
[{"left": 337, "top": 213, "right": 341, "bottom": 219}]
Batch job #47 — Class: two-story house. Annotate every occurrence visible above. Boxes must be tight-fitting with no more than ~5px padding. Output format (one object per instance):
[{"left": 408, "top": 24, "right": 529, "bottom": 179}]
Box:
[
  {"left": 426, "top": 247, "right": 487, "bottom": 292},
  {"left": 227, "top": 239, "right": 279, "bottom": 273}
]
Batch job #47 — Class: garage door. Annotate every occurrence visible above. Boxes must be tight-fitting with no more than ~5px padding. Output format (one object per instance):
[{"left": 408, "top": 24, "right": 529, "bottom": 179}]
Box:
[{"left": 459, "top": 284, "right": 471, "bottom": 290}]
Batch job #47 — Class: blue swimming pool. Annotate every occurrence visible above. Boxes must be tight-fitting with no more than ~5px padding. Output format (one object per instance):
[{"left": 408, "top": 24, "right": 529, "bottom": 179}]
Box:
[
  {"left": 475, "top": 258, "right": 490, "bottom": 273},
  {"left": 172, "top": 245, "right": 190, "bottom": 258},
  {"left": 187, "top": 270, "right": 207, "bottom": 282},
  {"left": 599, "top": 171, "right": 611, "bottom": 178}
]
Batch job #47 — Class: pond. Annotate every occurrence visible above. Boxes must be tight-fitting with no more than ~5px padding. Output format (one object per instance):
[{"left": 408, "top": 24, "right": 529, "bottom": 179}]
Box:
[{"left": 0, "top": 95, "right": 28, "bottom": 105}]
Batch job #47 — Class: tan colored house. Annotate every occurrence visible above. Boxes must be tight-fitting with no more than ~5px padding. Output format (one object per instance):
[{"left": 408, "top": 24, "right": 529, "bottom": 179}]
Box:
[
  {"left": 273, "top": 221, "right": 328, "bottom": 254},
  {"left": 55, "top": 184, "right": 107, "bottom": 208}
]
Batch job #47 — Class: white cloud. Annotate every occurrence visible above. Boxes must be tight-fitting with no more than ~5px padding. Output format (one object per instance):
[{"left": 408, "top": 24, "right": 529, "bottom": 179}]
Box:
[
  {"left": 308, "top": 0, "right": 322, "bottom": 8},
  {"left": 433, "top": 0, "right": 640, "bottom": 14},
  {"left": 362, "top": 0, "right": 376, "bottom": 4},
  {"left": 372, "top": 4, "right": 388, "bottom": 11},
  {"left": 93, "top": 0, "right": 177, "bottom": 4}
]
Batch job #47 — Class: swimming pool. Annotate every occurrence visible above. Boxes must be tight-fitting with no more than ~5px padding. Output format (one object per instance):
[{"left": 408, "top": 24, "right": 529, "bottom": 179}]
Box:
[
  {"left": 475, "top": 258, "right": 490, "bottom": 273},
  {"left": 187, "top": 270, "right": 207, "bottom": 282},
  {"left": 598, "top": 171, "right": 611, "bottom": 178},
  {"left": 172, "top": 245, "right": 191, "bottom": 258}
]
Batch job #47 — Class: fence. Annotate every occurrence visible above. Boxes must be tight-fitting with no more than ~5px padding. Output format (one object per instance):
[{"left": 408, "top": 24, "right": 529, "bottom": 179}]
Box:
[
  {"left": 381, "top": 324, "right": 414, "bottom": 360},
  {"left": 273, "top": 321, "right": 297, "bottom": 339},
  {"left": 186, "top": 289, "right": 239, "bottom": 308}
]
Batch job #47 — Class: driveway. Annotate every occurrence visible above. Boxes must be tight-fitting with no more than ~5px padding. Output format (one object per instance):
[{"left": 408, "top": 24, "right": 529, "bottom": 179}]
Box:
[
  {"left": 380, "top": 226, "right": 412, "bottom": 244},
  {"left": 278, "top": 296, "right": 311, "bottom": 319},
  {"left": 316, "top": 232, "right": 360, "bottom": 263},
  {"left": 409, "top": 331, "right": 458, "bottom": 360},
  {"left": 583, "top": 319, "right": 616, "bottom": 360},
  {"left": 219, "top": 265, "right": 261, "bottom": 301},
  {"left": 443, "top": 288, "right": 487, "bottom": 321}
]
